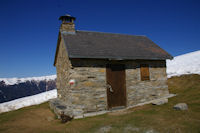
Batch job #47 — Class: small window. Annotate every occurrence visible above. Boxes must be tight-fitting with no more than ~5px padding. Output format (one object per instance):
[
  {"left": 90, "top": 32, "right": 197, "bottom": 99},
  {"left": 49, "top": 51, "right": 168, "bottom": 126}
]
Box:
[{"left": 140, "top": 64, "right": 150, "bottom": 81}]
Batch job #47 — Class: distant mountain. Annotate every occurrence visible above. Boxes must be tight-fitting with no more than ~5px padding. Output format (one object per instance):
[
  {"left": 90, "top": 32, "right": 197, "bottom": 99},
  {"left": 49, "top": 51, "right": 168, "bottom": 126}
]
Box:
[
  {"left": 0, "top": 75, "right": 56, "bottom": 85},
  {"left": 0, "top": 78, "right": 56, "bottom": 103}
]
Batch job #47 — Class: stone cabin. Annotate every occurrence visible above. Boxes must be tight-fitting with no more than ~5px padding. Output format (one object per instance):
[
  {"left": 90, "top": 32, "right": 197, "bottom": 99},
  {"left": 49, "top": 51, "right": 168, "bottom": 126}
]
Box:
[{"left": 51, "top": 15, "right": 173, "bottom": 118}]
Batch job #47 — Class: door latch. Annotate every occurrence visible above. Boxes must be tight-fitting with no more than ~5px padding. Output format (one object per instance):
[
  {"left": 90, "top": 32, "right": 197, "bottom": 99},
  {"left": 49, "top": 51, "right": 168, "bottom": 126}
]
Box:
[{"left": 106, "top": 84, "right": 114, "bottom": 93}]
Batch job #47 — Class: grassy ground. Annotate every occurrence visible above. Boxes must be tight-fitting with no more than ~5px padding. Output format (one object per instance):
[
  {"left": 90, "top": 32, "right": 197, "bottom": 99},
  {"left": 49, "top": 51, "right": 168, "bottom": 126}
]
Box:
[{"left": 0, "top": 74, "right": 200, "bottom": 133}]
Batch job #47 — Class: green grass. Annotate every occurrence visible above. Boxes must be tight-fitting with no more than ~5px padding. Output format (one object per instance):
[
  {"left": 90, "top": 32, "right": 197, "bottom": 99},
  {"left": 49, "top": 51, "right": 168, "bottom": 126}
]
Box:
[
  {"left": 0, "top": 74, "right": 200, "bottom": 133},
  {"left": 0, "top": 103, "right": 43, "bottom": 124}
]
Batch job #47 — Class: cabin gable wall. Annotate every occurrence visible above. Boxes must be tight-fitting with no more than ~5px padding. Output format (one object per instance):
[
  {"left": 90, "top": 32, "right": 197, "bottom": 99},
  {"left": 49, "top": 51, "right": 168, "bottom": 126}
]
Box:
[{"left": 55, "top": 39, "right": 72, "bottom": 106}]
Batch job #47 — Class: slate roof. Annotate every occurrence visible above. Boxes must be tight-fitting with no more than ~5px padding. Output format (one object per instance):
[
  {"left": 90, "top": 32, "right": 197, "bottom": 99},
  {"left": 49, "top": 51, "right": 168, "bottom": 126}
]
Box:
[
  {"left": 60, "top": 30, "right": 173, "bottom": 60},
  {"left": 54, "top": 31, "right": 173, "bottom": 65}
]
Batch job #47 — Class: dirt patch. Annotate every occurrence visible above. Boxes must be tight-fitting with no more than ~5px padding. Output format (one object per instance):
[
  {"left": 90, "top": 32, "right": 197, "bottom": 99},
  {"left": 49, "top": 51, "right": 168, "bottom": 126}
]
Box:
[
  {"left": 108, "top": 105, "right": 147, "bottom": 116},
  {"left": 96, "top": 125, "right": 112, "bottom": 133},
  {"left": 124, "top": 125, "right": 140, "bottom": 133}
]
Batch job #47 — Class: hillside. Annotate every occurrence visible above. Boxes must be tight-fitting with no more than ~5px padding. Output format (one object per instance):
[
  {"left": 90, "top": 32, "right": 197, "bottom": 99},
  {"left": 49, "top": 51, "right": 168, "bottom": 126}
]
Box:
[
  {"left": 0, "top": 74, "right": 199, "bottom": 133},
  {"left": 0, "top": 50, "right": 200, "bottom": 112}
]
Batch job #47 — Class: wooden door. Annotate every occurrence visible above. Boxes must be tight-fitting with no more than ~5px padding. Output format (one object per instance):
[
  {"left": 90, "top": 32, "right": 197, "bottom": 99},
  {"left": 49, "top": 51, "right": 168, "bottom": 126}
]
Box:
[{"left": 106, "top": 64, "right": 126, "bottom": 109}]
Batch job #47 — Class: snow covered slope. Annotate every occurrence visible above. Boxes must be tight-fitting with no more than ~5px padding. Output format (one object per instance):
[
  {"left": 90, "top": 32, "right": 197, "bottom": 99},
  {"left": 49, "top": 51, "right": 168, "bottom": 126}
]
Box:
[
  {"left": 0, "top": 89, "right": 57, "bottom": 113},
  {"left": 0, "top": 75, "right": 56, "bottom": 85},
  {"left": 167, "top": 50, "right": 200, "bottom": 78}
]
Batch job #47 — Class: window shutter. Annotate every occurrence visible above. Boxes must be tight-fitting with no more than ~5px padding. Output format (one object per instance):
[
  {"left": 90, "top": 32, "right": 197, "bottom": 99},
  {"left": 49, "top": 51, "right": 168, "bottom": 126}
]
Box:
[{"left": 140, "top": 64, "right": 150, "bottom": 81}]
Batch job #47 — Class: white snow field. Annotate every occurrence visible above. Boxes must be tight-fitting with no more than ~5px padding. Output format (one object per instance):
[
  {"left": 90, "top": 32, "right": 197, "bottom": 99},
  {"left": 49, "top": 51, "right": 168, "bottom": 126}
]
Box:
[
  {"left": 0, "top": 50, "right": 200, "bottom": 113},
  {"left": 0, "top": 75, "right": 56, "bottom": 85},
  {"left": 0, "top": 89, "right": 57, "bottom": 113},
  {"left": 167, "top": 50, "right": 200, "bottom": 78}
]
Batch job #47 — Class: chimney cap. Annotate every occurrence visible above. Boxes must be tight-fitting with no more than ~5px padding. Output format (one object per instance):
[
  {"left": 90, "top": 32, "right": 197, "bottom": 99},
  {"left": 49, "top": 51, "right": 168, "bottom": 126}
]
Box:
[{"left": 59, "top": 14, "right": 76, "bottom": 23}]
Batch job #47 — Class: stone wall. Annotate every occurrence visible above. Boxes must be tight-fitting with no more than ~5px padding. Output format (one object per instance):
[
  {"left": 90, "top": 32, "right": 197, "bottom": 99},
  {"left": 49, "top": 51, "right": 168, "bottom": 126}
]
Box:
[
  {"left": 55, "top": 41, "right": 169, "bottom": 117},
  {"left": 55, "top": 42, "right": 107, "bottom": 116},
  {"left": 55, "top": 39, "right": 71, "bottom": 103},
  {"left": 68, "top": 67, "right": 107, "bottom": 116},
  {"left": 126, "top": 60, "right": 169, "bottom": 107}
]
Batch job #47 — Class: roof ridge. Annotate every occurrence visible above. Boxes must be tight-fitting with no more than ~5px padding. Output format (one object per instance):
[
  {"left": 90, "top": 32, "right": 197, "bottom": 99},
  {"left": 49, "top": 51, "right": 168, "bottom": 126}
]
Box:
[{"left": 76, "top": 30, "right": 147, "bottom": 37}]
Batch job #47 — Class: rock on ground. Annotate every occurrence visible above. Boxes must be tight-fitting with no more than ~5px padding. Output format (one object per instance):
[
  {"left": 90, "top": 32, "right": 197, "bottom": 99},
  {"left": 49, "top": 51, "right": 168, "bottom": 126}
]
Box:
[{"left": 173, "top": 103, "right": 188, "bottom": 110}]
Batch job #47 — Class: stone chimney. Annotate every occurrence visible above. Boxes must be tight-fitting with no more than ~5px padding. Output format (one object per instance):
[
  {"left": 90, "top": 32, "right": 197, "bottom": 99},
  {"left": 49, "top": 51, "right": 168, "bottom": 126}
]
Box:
[{"left": 59, "top": 14, "right": 76, "bottom": 33}]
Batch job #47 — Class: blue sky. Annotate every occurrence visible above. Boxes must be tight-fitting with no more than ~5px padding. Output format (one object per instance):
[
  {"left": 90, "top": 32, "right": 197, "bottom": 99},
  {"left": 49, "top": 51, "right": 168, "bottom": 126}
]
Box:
[{"left": 0, "top": 0, "right": 200, "bottom": 78}]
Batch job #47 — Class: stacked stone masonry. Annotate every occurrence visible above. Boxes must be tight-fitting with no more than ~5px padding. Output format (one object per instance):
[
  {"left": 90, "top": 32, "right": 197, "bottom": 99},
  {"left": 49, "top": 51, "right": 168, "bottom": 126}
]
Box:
[{"left": 55, "top": 41, "right": 169, "bottom": 117}]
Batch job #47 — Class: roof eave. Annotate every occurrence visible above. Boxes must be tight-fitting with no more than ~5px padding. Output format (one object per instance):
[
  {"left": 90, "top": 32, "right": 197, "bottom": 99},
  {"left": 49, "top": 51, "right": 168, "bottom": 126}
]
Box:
[
  {"left": 68, "top": 55, "right": 173, "bottom": 60},
  {"left": 53, "top": 32, "right": 61, "bottom": 66}
]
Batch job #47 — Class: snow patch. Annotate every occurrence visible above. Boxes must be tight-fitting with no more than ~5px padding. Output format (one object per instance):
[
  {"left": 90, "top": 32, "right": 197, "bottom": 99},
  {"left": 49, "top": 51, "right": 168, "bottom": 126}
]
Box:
[
  {"left": 0, "top": 75, "right": 56, "bottom": 85},
  {"left": 0, "top": 89, "right": 57, "bottom": 113},
  {"left": 167, "top": 50, "right": 200, "bottom": 78}
]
